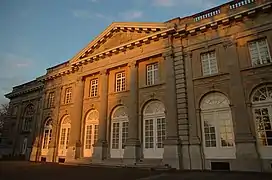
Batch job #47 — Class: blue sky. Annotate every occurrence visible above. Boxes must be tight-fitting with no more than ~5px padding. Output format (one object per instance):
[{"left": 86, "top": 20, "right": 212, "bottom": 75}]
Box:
[{"left": 0, "top": 0, "right": 228, "bottom": 104}]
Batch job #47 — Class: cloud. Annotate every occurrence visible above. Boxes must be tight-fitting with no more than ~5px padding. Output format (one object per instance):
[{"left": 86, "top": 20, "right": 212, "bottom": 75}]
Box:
[
  {"left": 0, "top": 53, "right": 35, "bottom": 104},
  {"left": 152, "top": 0, "right": 220, "bottom": 9},
  {"left": 72, "top": 10, "right": 94, "bottom": 19},
  {"left": 72, "top": 10, "right": 113, "bottom": 21},
  {"left": 152, "top": 0, "right": 176, "bottom": 7},
  {"left": 119, "top": 10, "right": 143, "bottom": 21}
]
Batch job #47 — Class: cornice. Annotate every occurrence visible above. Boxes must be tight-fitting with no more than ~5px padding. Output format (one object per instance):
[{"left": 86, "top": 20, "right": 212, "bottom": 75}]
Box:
[
  {"left": 5, "top": 84, "right": 44, "bottom": 99},
  {"left": 71, "top": 22, "right": 167, "bottom": 62},
  {"left": 174, "top": 1, "right": 272, "bottom": 38}
]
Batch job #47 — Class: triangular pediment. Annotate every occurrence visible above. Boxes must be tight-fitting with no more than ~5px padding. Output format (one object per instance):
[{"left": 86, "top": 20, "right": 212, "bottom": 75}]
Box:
[{"left": 70, "top": 22, "right": 167, "bottom": 63}]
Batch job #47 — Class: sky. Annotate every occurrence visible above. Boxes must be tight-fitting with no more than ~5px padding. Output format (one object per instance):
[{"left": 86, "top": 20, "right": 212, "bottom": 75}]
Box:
[{"left": 0, "top": 0, "right": 229, "bottom": 104}]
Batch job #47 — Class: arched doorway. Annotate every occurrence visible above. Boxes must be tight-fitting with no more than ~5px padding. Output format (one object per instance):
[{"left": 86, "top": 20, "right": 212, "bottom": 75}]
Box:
[
  {"left": 58, "top": 115, "right": 71, "bottom": 157},
  {"left": 143, "top": 101, "right": 166, "bottom": 159},
  {"left": 41, "top": 119, "right": 53, "bottom": 155},
  {"left": 251, "top": 84, "right": 272, "bottom": 158},
  {"left": 83, "top": 110, "right": 99, "bottom": 157},
  {"left": 200, "top": 92, "right": 235, "bottom": 159},
  {"left": 110, "top": 106, "right": 128, "bottom": 158}
]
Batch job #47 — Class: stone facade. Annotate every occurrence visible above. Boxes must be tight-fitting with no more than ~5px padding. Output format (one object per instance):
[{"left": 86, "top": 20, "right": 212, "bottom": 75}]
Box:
[{"left": 2, "top": 0, "right": 272, "bottom": 172}]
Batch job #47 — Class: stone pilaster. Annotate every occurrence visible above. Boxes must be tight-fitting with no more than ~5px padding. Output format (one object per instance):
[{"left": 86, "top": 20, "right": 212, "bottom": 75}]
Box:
[
  {"left": 162, "top": 49, "right": 181, "bottom": 169},
  {"left": 184, "top": 51, "right": 203, "bottom": 170},
  {"left": 224, "top": 41, "right": 260, "bottom": 171},
  {"left": 52, "top": 86, "right": 63, "bottom": 162},
  {"left": 123, "top": 61, "right": 140, "bottom": 164},
  {"left": 92, "top": 70, "right": 109, "bottom": 162},
  {"left": 29, "top": 94, "right": 44, "bottom": 162},
  {"left": 66, "top": 77, "right": 84, "bottom": 162}
]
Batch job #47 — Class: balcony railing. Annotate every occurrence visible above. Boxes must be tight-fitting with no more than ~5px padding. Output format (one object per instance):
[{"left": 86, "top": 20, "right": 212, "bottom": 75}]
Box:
[
  {"left": 192, "top": 0, "right": 263, "bottom": 23},
  {"left": 194, "top": 9, "right": 221, "bottom": 22},
  {"left": 229, "top": 0, "right": 255, "bottom": 10}
]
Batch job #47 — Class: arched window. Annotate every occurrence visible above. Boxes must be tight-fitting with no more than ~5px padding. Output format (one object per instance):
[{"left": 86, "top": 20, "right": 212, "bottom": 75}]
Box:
[
  {"left": 143, "top": 101, "right": 166, "bottom": 159},
  {"left": 58, "top": 115, "right": 71, "bottom": 157},
  {"left": 200, "top": 92, "right": 235, "bottom": 159},
  {"left": 41, "top": 119, "right": 53, "bottom": 155},
  {"left": 22, "top": 104, "right": 35, "bottom": 132},
  {"left": 251, "top": 84, "right": 272, "bottom": 158},
  {"left": 110, "top": 106, "right": 128, "bottom": 158},
  {"left": 83, "top": 110, "right": 99, "bottom": 157}
]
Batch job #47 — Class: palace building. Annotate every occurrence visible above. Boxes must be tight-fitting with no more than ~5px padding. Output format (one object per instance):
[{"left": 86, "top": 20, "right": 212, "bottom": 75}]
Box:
[{"left": 1, "top": 0, "right": 272, "bottom": 172}]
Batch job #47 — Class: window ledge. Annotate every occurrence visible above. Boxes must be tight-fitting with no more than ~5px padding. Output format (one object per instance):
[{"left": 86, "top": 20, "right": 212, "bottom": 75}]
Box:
[
  {"left": 109, "top": 90, "right": 129, "bottom": 96},
  {"left": 43, "top": 106, "right": 55, "bottom": 110},
  {"left": 240, "top": 63, "right": 272, "bottom": 72},
  {"left": 193, "top": 73, "right": 229, "bottom": 81},
  {"left": 60, "top": 103, "right": 73, "bottom": 107},
  {"left": 84, "top": 96, "right": 100, "bottom": 100},
  {"left": 139, "top": 82, "right": 165, "bottom": 89}
]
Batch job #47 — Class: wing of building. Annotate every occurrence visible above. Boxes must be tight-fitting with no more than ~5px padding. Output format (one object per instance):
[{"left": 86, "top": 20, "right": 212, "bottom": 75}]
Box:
[{"left": 1, "top": 0, "right": 272, "bottom": 172}]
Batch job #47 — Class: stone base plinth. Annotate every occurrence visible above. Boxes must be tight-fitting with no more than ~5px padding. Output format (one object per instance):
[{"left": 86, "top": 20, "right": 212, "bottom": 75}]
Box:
[
  {"left": 92, "top": 141, "right": 108, "bottom": 163},
  {"left": 162, "top": 138, "right": 181, "bottom": 169},
  {"left": 123, "top": 139, "right": 141, "bottom": 165}
]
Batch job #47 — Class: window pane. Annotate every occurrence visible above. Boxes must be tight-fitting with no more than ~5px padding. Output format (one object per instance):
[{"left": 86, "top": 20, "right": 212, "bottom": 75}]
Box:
[
  {"left": 249, "top": 39, "right": 271, "bottom": 66},
  {"left": 254, "top": 107, "right": 272, "bottom": 146},
  {"left": 201, "top": 51, "right": 218, "bottom": 76},
  {"left": 145, "top": 119, "right": 154, "bottom": 148}
]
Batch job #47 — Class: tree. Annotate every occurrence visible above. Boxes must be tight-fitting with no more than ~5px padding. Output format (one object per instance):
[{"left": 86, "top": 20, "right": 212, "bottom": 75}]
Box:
[{"left": 0, "top": 103, "right": 9, "bottom": 130}]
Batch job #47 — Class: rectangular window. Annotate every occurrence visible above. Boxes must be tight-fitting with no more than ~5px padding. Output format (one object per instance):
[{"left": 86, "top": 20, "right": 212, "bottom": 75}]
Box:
[
  {"left": 122, "top": 122, "right": 128, "bottom": 149},
  {"left": 47, "top": 92, "right": 55, "bottom": 108},
  {"left": 201, "top": 51, "right": 218, "bottom": 76},
  {"left": 144, "top": 119, "right": 154, "bottom": 149},
  {"left": 219, "top": 113, "right": 234, "bottom": 147},
  {"left": 248, "top": 39, "right": 271, "bottom": 66},
  {"left": 60, "top": 128, "right": 66, "bottom": 149},
  {"left": 64, "top": 88, "right": 72, "bottom": 104},
  {"left": 90, "top": 79, "right": 98, "bottom": 97},
  {"left": 66, "top": 128, "right": 70, "bottom": 149},
  {"left": 43, "top": 130, "right": 49, "bottom": 149},
  {"left": 112, "top": 122, "right": 119, "bottom": 149},
  {"left": 203, "top": 115, "right": 217, "bottom": 147},
  {"left": 23, "top": 117, "right": 32, "bottom": 132},
  {"left": 85, "top": 125, "right": 92, "bottom": 149},
  {"left": 115, "top": 71, "right": 126, "bottom": 92},
  {"left": 254, "top": 108, "right": 272, "bottom": 146},
  {"left": 94, "top": 125, "right": 98, "bottom": 146},
  {"left": 146, "top": 62, "right": 159, "bottom": 86},
  {"left": 156, "top": 118, "right": 166, "bottom": 148}
]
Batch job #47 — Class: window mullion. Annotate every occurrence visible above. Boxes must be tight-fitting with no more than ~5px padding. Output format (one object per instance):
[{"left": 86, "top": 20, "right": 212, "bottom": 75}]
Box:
[
  {"left": 256, "top": 42, "right": 262, "bottom": 64},
  {"left": 208, "top": 54, "right": 212, "bottom": 75},
  {"left": 152, "top": 68, "right": 155, "bottom": 84},
  {"left": 214, "top": 111, "right": 220, "bottom": 149}
]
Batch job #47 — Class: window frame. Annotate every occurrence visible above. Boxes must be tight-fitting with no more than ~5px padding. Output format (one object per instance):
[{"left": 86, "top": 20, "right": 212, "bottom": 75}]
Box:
[
  {"left": 64, "top": 87, "right": 72, "bottom": 104},
  {"left": 89, "top": 78, "right": 98, "bottom": 97},
  {"left": 115, "top": 71, "right": 126, "bottom": 92},
  {"left": 248, "top": 38, "right": 272, "bottom": 67},
  {"left": 146, "top": 62, "right": 159, "bottom": 86},
  {"left": 200, "top": 51, "right": 218, "bottom": 76},
  {"left": 47, "top": 92, "right": 55, "bottom": 108}
]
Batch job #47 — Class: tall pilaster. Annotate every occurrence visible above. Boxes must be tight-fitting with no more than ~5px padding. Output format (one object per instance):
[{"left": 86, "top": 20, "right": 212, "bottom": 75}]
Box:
[
  {"left": 29, "top": 92, "right": 44, "bottom": 162},
  {"left": 123, "top": 61, "right": 140, "bottom": 164},
  {"left": 184, "top": 51, "right": 202, "bottom": 170},
  {"left": 162, "top": 48, "right": 181, "bottom": 169},
  {"left": 225, "top": 41, "right": 260, "bottom": 171},
  {"left": 66, "top": 77, "right": 84, "bottom": 161},
  {"left": 92, "top": 70, "right": 108, "bottom": 162},
  {"left": 51, "top": 86, "right": 62, "bottom": 162}
]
